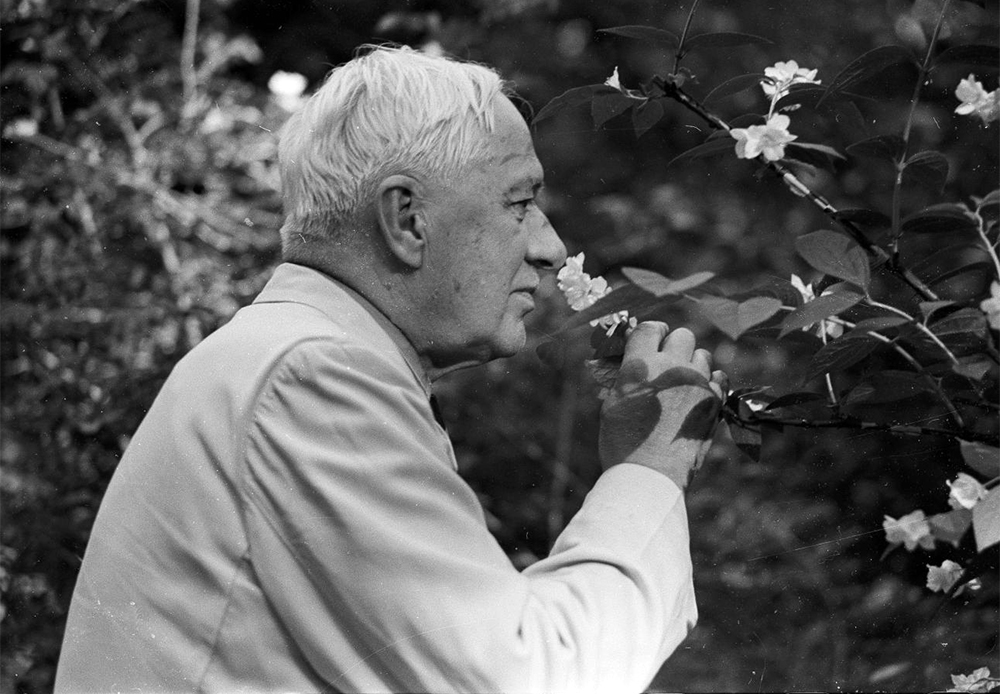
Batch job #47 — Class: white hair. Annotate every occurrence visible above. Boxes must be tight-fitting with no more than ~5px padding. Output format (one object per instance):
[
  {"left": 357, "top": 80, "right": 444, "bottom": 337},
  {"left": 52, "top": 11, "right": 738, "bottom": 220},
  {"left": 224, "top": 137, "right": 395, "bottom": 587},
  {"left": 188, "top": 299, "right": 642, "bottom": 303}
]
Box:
[{"left": 277, "top": 45, "right": 511, "bottom": 254}]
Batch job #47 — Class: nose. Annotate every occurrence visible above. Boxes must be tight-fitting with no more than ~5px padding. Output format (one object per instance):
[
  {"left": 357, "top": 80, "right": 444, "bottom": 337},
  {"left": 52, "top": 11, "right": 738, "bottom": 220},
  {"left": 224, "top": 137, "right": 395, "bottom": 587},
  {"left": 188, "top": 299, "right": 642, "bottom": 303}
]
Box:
[{"left": 526, "top": 208, "right": 567, "bottom": 271}]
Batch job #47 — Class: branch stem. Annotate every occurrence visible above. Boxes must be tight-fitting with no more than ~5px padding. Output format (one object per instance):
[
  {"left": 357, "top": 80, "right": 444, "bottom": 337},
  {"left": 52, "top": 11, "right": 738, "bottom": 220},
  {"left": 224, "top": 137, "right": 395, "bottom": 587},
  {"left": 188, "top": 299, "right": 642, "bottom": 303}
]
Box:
[
  {"left": 978, "top": 216, "right": 1000, "bottom": 280},
  {"left": 730, "top": 409, "right": 995, "bottom": 445},
  {"left": 865, "top": 298, "right": 960, "bottom": 365}
]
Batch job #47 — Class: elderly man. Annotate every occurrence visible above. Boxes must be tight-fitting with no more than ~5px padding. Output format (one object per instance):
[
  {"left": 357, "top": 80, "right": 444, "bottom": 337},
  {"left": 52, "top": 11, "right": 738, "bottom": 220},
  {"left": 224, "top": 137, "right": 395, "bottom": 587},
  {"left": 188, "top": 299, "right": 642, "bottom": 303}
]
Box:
[{"left": 56, "top": 46, "right": 723, "bottom": 693}]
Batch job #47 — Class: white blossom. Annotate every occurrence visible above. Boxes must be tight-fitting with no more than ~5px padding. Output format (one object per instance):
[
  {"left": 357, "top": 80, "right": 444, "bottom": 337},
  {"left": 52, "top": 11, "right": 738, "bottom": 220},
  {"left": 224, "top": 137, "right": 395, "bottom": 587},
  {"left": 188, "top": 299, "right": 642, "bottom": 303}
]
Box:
[
  {"left": 883, "top": 510, "right": 935, "bottom": 551},
  {"left": 926, "top": 559, "right": 963, "bottom": 593},
  {"left": 980, "top": 280, "right": 1000, "bottom": 330},
  {"left": 948, "top": 667, "right": 993, "bottom": 693},
  {"left": 731, "top": 114, "right": 797, "bottom": 162},
  {"left": 557, "top": 252, "right": 634, "bottom": 335},
  {"left": 789, "top": 274, "right": 844, "bottom": 339},
  {"left": 955, "top": 74, "right": 999, "bottom": 126},
  {"left": 761, "top": 60, "right": 821, "bottom": 100},
  {"left": 604, "top": 66, "right": 622, "bottom": 91},
  {"left": 947, "top": 472, "right": 988, "bottom": 510},
  {"left": 268, "top": 71, "right": 308, "bottom": 111}
]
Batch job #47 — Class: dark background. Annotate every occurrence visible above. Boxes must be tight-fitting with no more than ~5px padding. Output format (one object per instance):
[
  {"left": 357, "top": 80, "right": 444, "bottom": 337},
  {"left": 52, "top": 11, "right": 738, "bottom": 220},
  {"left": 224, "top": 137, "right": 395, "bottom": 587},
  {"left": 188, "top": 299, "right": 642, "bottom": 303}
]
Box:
[{"left": 1, "top": 0, "right": 998, "bottom": 691}]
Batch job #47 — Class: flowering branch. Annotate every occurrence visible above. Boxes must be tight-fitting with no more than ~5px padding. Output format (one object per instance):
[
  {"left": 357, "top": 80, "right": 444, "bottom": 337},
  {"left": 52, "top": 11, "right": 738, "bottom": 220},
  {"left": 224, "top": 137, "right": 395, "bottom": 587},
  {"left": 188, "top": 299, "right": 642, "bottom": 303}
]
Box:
[{"left": 654, "top": 78, "right": 941, "bottom": 301}]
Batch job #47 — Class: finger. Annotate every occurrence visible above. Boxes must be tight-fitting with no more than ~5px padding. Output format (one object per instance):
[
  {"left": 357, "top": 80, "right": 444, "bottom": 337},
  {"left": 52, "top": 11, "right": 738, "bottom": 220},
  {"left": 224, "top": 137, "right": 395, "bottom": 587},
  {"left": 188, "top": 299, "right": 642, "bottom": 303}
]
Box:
[
  {"left": 709, "top": 369, "right": 729, "bottom": 399},
  {"left": 662, "top": 327, "right": 696, "bottom": 360},
  {"left": 691, "top": 348, "right": 712, "bottom": 377},
  {"left": 711, "top": 369, "right": 728, "bottom": 390},
  {"left": 622, "top": 321, "right": 669, "bottom": 363}
]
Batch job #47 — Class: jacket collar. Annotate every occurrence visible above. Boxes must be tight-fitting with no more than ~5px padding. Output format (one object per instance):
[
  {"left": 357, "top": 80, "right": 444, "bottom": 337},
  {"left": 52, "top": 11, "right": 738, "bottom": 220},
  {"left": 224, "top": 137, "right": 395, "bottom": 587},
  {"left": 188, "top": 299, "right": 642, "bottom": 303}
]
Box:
[{"left": 252, "top": 262, "right": 433, "bottom": 397}]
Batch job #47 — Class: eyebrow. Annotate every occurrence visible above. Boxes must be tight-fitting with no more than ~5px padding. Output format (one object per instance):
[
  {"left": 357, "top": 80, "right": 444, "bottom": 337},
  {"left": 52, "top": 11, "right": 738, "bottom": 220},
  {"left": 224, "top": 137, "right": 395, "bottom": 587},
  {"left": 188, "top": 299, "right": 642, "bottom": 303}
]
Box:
[{"left": 507, "top": 178, "right": 544, "bottom": 197}]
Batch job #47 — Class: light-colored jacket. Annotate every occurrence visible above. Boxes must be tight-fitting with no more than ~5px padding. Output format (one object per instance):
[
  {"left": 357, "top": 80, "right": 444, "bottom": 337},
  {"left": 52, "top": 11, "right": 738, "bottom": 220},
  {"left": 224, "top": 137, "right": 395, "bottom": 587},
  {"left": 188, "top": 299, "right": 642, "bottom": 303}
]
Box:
[{"left": 55, "top": 262, "right": 697, "bottom": 693}]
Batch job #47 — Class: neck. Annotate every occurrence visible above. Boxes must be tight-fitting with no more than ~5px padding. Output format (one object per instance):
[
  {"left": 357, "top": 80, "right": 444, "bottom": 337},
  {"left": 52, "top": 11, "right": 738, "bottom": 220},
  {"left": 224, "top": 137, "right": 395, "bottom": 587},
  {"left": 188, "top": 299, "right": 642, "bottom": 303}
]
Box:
[{"left": 285, "top": 246, "right": 484, "bottom": 381}]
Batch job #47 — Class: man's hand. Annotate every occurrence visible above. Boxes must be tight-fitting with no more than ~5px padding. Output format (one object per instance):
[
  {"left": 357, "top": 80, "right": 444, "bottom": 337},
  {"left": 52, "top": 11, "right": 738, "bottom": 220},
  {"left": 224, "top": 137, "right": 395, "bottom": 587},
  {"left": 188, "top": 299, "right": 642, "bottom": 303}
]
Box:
[{"left": 598, "top": 321, "right": 726, "bottom": 490}]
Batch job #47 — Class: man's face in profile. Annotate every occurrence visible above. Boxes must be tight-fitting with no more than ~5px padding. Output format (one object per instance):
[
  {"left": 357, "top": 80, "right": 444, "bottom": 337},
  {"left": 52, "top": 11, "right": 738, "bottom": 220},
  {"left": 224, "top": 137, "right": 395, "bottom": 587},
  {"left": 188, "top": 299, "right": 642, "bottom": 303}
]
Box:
[{"left": 417, "top": 97, "right": 566, "bottom": 368}]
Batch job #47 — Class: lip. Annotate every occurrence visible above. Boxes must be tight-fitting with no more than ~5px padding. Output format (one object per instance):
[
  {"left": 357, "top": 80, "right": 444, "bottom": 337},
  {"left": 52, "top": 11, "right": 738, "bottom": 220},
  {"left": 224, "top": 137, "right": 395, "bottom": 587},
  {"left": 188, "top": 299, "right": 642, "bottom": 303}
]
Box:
[{"left": 511, "top": 288, "right": 536, "bottom": 308}]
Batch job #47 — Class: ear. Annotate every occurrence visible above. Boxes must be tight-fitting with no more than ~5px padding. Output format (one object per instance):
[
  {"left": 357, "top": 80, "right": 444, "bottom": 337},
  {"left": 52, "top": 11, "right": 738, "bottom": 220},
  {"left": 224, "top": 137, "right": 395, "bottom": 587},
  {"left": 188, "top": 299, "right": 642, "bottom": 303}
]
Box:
[{"left": 375, "top": 175, "right": 426, "bottom": 269}]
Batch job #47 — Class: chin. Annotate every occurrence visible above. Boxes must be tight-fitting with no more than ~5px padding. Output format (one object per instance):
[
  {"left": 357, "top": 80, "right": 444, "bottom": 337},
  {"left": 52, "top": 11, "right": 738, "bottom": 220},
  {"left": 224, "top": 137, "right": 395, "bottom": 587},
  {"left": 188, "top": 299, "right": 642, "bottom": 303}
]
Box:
[{"left": 490, "top": 321, "right": 528, "bottom": 359}]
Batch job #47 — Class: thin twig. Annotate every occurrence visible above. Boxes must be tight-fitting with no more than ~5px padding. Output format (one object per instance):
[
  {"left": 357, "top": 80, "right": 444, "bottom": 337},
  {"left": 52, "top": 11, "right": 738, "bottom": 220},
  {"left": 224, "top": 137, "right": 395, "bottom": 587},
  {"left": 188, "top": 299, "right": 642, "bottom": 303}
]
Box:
[
  {"left": 862, "top": 329, "right": 965, "bottom": 428},
  {"left": 864, "top": 298, "right": 960, "bottom": 365},
  {"left": 777, "top": 307, "right": 967, "bottom": 426},
  {"left": 902, "top": 0, "right": 951, "bottom": 146},
  {"left": 729, "top": 408, "right": 994, "bottom": 445},
  {"left": 673, "top": 0, "right": 701, "bottom": 74},
  {"left": 892, "top": 0, "right": 951, "bottom": 260},
  {"left": 977, "top": 214, "right": 1000, "bottom": 280},
  {"left": 181, "top": 0, "right": 201, "bottom": 111},
  {"left": 820, "top": 328, "right": 838, "bottom": 405}
]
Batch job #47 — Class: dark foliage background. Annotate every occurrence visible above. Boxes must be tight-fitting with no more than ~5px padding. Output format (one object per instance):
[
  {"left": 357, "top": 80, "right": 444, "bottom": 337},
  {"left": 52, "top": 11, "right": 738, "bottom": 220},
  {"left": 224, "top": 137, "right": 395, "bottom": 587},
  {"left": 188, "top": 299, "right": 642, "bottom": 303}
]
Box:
[{"left": 1, "top": 0, "right": 997, "bottom": 691}]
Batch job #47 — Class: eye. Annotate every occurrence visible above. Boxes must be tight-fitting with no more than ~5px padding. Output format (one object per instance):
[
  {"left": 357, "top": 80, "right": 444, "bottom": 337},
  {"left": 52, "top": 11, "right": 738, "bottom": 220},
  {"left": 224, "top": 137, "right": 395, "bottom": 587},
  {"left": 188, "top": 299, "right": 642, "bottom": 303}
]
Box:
[{"left": 509, "top": 197, "right": 535, "bottom": 219}]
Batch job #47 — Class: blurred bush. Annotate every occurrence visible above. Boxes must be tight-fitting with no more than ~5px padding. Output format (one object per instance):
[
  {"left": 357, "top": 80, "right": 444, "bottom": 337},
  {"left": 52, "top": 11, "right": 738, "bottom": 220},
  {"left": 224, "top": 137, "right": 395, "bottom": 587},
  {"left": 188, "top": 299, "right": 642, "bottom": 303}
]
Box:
[{"left": 1, "top": 0, "right": 996, "bottom": 691}]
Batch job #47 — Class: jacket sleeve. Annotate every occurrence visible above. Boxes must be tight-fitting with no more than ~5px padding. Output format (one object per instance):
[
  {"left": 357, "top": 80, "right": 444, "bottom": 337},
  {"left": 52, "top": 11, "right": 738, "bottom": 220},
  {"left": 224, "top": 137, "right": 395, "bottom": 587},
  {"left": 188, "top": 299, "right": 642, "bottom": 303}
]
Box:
[{"left": 241, "top": 338, "right": 697, "bottom": 694}]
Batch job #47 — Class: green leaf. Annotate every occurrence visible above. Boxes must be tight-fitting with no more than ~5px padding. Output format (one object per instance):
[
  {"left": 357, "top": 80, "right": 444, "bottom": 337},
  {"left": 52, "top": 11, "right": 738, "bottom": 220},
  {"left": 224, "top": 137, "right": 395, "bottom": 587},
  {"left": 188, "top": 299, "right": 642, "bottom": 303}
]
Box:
[
  {"left": 850, "top": 316, "right": 910, "bottom": 332},
  {"left": 584, "top": 358, "right": 620, "bottom": 390},
  {"left": 682, "top": 32, "right": 772, "bottom": 51},
  {"left": 976, "top": 189, "right": 1000, "bottom": 223},
  {"left": 927, "top": 261, "right": 993, "bottom": 288},
  {"left": 591, "top": 93, "right": 635, "bottom": 127},
  {"left": 973, "top": 487, "right": 1000, "bottom": 551},
  {"left": 952, "top": 355, "right": 994, "bottom": 380},
  {"left": 779, "top": 291, "right": 864, "bottom": 337},
  {"left": 696, "top": 296, "right": 783, "bottom": 340},
  {"left": 845, "top": 134, "right": 906, "bottom": 161},
  {"left": 843, "top": 370, "right": 933, "bottom": 405},
  {"left": 795, "top": 230, "right": 872, "bottom": 289},
  {"left": 901, "top": 203, "right": 978, "bottom": 234},
  {"left": 806, "top": 335, "right": 879, "bottom": 381},
  {"left": 930, "top": 307, "right": 988, "bottom": 340},
  {"left": 777, "top": 83, "right": 869, "bottom": 110},
  {"left": 726, "top": 421, "right": 762, "bottom": 462},
  {"left": 598, "top": 25, "right": 680, "bottom": 49},
  {"left": 764, "top": 392, "right": 828, "bottom": 411},
  {"left": 928, "top": 508, "right": 973, "bottom": 548},
  {"left": 632, "top": 99, "right": 664, "bottom": 138},
  {"left": 901, "top": 151, "right": 949, "bottom": 192},
  {"left": 746, "top": 276, "right": 806, "bottom": 309},
  {"left": 703, "top": 73, "right": 766, "bottom": 103},
  {"left": 533, "top": 85, "right": 616, "bottom": 125},
  {"left": 960, "top": 440, "right": 1000, "bottom": 478},
  {"left": 591, "top": 322, "right": 628, "bottom": 358},
  {"left": 621, "top": 267, "right": 715, "bottom": 296},
  {"left": 933, "top": 44, "right": 1000, "bottom": 71},
  {"left": 918, "top": 300, "right": 957, "bottom": 319},
  {"left": 784, "top": 142, "right": 847, "bottom": 171},
  {"left": 666, "top": 136, "right": 737, "bottom": 167},
  {"left": 564, "top": 284, "right": 654, "bottom": 329},
  {"left": 822, "top": 46, "right": 917, "bottom": 101},
  {"left": 834, "top": 209, "right": 892, "bottom": 237}
]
